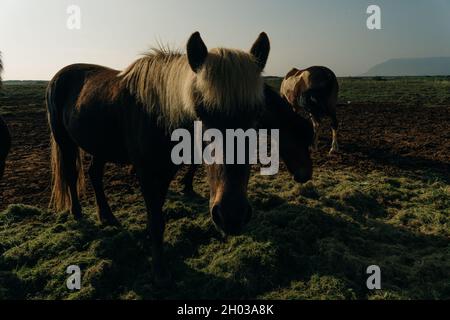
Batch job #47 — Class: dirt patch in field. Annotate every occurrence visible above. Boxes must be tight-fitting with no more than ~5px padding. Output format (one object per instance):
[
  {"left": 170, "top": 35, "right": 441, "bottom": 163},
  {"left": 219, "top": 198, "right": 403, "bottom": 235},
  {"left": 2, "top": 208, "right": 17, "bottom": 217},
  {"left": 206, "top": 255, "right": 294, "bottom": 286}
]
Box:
[
  {"left": 1, "top": 99, "right": 449, "bottom": 211},
  {"left": 315, "top": 103, "right": 450, "bottom": 182}
]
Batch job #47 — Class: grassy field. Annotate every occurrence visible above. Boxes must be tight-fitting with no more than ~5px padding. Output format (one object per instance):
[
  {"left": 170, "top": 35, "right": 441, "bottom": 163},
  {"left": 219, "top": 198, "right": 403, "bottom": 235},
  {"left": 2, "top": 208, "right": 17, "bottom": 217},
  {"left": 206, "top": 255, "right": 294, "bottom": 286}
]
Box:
[
  {"left": 266, "top": 76, "right": 450, "bottom": 106},
  {"left": 0, "top": 78, "right": 449, "bottom": 300}
]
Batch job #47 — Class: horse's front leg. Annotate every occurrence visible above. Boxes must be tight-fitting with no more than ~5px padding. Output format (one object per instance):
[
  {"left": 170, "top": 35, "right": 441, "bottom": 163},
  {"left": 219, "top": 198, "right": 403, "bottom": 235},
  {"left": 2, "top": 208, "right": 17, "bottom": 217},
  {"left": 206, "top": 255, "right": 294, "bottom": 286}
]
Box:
[
  {"left": 329, "top": 113, "right": 339, "bottom": 154},
  {"left": 311, "top": 116, "right": 321, "bottom": 152},
  {"left": 136, "top": 165, "right": 175, "bottom": 285},
  {"left": 181, "top": 164, "right": 199, "bottom": 196}
]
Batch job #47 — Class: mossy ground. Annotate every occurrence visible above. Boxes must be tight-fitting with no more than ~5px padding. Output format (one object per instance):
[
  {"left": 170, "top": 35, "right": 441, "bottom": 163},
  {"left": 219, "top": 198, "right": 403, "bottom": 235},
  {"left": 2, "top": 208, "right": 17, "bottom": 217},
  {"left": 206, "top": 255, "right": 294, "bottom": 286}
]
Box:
[
  {"left": 1, "top": 167, "right": 448, "bottom": 300},
  {"left": 0, "top": 79, "right": 449, "bottom": 300}
]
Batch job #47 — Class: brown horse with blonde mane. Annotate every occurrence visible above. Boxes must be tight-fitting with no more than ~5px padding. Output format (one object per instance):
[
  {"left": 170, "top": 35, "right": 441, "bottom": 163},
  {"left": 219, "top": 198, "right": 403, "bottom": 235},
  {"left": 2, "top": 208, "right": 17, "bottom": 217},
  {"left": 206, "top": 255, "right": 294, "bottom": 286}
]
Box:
[
  {"left": 47, "top": 32, "right": 312, "bottom": 283},
  {"left": 0, "top": 53, "right": 11, "bottom": 180}
]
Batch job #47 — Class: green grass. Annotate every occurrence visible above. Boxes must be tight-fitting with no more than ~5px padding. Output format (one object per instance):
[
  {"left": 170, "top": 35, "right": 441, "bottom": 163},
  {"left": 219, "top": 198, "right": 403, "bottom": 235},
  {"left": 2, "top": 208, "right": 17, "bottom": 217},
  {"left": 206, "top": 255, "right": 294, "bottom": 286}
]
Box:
[
  {"left": 1, "top": 168, "right": 448, "bottom": 300},
  {"left": 265, "top": 76, "right": 450, "bottom": 106},
  {"left": 1, "top": 78, "right": 449, "bottom": 300},
  {"left": 3, "top": 76, "right": 450, "bottom": 114},
  {"left": 0, "top": 81, "right": 47, "bottom": 116}
]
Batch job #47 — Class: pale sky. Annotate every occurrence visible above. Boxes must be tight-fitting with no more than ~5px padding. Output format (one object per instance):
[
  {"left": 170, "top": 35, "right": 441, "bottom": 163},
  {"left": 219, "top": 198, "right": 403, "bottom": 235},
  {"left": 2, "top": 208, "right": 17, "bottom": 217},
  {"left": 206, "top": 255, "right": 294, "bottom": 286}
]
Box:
[{"left": 1, "top": 0, "right": 450, "bottom": 80}]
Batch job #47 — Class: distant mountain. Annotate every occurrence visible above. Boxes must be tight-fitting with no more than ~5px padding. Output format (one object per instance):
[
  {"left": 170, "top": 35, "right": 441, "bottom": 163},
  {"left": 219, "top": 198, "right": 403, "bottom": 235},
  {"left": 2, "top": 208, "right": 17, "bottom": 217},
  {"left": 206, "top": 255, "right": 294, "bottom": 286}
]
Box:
[{"left": 362, "top": 57, "right": 450, "bottom": 77}]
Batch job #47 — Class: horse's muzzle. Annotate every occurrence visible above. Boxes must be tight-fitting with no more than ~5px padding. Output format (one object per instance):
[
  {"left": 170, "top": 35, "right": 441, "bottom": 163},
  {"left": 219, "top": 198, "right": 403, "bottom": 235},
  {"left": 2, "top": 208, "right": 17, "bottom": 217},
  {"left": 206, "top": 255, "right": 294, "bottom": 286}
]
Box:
[
  {"left": 211, "top": 203, "right": 253, "bottom": 236},
  {"left": 294, "top": 171, "right": 312, "bottom": 184}
]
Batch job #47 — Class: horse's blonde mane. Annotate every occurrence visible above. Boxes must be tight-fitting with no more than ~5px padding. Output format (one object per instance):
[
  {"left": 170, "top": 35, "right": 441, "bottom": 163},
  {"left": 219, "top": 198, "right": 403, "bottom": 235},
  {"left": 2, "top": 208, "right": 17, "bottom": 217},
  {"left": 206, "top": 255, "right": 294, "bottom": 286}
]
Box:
[
  {"left": 197, "top": 48, "right": 265, "bottom": 115},
  {"left": 119, "top": 47, "right": 264, "bottom": 128}
]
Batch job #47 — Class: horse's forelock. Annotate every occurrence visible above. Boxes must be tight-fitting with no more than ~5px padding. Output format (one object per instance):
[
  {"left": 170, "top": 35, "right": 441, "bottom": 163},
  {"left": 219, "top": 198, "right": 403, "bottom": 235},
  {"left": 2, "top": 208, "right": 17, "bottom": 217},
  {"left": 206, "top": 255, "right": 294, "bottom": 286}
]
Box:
[
  {"left": 119, "top": 47, "right": 264, "bottom": 128},
  {"left": 196, "top": 48, "right": 265, "bottom": 114}
]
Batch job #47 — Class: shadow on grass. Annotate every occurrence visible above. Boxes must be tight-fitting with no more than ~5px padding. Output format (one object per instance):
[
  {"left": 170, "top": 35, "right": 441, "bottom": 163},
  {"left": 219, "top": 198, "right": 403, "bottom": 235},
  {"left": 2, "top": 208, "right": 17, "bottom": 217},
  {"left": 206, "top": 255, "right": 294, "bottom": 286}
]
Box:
[
  {"left": 1, "top": 198, "right": 449, "bottom": 300},
  {"left": 75, "top": 203, "right": 450, "bottom": 299},
  {"left": 340, "top": 142, "right": 450, "bottom": 184}
]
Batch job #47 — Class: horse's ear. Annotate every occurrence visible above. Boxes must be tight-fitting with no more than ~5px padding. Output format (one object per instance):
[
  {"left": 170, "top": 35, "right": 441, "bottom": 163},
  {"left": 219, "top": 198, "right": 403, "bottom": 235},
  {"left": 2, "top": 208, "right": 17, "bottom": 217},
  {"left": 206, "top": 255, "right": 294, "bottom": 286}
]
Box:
[
  {"left": 250, "top": 32, "right": 270, "bottom": 71},
  {"left": 187, "top": 32, "right": 208, "bottom": 73}
]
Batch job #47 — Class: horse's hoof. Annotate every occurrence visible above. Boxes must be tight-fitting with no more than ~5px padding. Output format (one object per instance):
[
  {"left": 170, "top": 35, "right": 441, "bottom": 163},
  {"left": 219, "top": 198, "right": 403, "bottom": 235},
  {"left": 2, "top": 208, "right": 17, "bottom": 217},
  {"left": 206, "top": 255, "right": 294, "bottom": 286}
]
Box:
[{"left": 100, "top": 214, "right": 121, "bottom": 227}]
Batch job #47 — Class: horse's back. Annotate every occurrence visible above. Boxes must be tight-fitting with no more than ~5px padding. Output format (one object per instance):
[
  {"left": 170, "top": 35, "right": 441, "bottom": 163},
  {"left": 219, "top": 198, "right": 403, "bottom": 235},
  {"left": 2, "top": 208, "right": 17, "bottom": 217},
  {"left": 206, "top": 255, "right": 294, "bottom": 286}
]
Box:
[
  {"left": 306, "top": 66, "right": 339, "bottom": 109},
  {"left": 48, "top": 63, "right": 119, "bottom": 101},
  {"left": 47, "top": 64, "right": 116, "bottom": 115},
  {"left": 47, "top": 63, "right": 130, "bottom": 163},
  {"left": 284, "top": 68, "right": 303, "bottom": 80},
  {"left": 305, "top": 66, "right": 338, "bottom": 90},
  {"left": 281, "top": 66, "right": 338, "bottom": 109}
]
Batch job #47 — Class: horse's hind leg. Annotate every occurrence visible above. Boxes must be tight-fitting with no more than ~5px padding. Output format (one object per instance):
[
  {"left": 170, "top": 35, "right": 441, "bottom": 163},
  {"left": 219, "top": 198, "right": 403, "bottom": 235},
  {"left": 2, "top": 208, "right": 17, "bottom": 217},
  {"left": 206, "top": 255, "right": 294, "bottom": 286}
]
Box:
[
  {"left": 181, "top": 165, "right": 198, "bottom": 196},
  {"left": 329, "top": 113, "right": 339, "bottom": 154},
  {"left": 88, "top": 157, "right": 119, "bottom": 226},
  {"left": 311, "top": 116, "right": 320, "bottom": 152}
]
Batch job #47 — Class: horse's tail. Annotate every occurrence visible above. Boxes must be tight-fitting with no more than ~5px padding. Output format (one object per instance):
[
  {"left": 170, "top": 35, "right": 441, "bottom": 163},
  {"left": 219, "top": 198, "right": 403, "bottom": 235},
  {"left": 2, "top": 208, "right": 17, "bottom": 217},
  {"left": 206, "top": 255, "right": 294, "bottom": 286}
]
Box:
[
  {"left": 49, "top": 134, "right": 85, "bottom": 212},
  {"left": 47, "top": 79, "right": 85, "bottom": 212}
]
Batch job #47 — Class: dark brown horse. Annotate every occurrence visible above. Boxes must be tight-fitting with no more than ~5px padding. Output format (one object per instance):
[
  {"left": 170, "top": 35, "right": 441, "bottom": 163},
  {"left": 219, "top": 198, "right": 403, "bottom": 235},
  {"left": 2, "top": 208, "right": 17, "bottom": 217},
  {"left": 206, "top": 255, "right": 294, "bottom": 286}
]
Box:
[
  {"left": 0, "top": 54, "right": 11, "bottom": 180},
  {"left": 182, "top": 84, "right": 314, "bottom": 194},
  {"left": 281, "top": 66, "right": 340, "bottom": 154},
  {"left": 48, "top": 32, "right": 310, "bottom": 283}
]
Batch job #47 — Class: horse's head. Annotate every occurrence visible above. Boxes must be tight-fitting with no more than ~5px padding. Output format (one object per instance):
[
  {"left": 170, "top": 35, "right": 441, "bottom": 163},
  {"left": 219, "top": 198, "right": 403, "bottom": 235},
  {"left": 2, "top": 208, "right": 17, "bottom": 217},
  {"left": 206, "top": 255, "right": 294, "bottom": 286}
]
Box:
[
  {"left": 186, "top": 32, "right": 270, "bottom": 235},
  {"left": 279, "top": 113, "right": 314, "bottom": 183},
  {"left": 263, "top": 85, "right": 314, "bottom": 183}
]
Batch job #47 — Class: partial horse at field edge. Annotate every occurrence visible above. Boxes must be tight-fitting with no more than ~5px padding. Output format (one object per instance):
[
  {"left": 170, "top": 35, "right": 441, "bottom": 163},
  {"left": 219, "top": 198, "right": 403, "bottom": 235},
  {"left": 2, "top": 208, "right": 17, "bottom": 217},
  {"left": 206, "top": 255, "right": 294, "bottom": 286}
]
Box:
[{"left": 0, "top": 53, "right": 12, "bottom": 181}]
